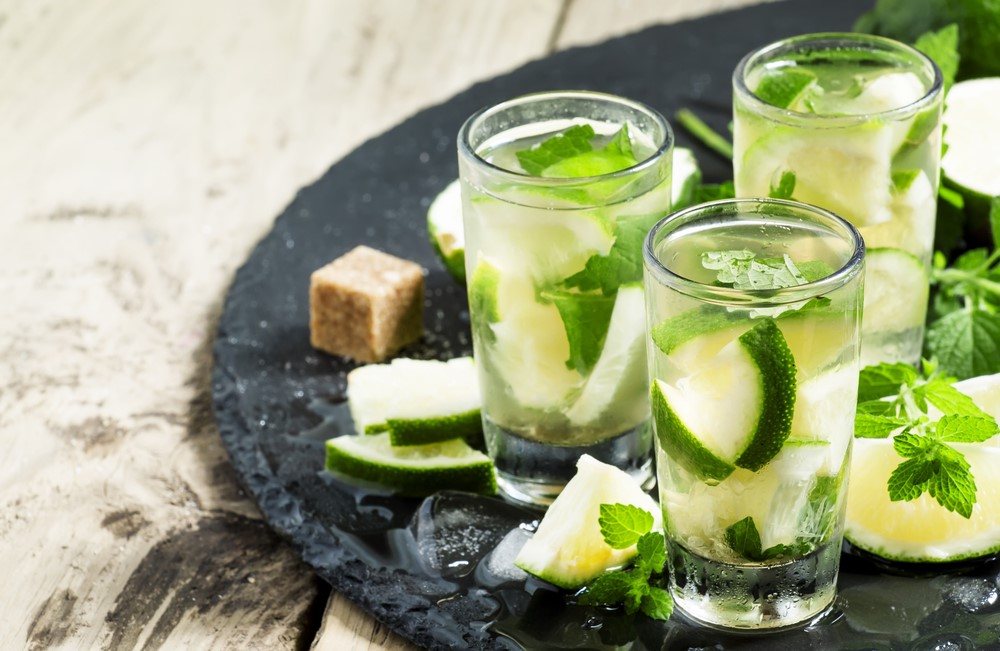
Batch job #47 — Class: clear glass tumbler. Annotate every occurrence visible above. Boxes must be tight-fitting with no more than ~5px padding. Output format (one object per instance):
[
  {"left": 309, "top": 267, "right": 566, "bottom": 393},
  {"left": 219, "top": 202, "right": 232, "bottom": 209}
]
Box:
[
  {"left": 458, "top": 91, "right": 673, "bottom": 505},
  {"left": 644, "top": 198, "right": 864, "bottom": 629},
  {"left": 733, "top": 33, "right": 942, "bottom": 366}
]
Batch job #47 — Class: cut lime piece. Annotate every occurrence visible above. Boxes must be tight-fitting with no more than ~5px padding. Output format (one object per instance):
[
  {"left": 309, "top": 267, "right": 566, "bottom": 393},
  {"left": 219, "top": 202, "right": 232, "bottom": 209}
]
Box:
[
  {"left": 467, "top": 196, "right": 615, "bottom": 283},
  {"left": 861, "top": 248, "right": 929, "bottom": 336},
  {"left": 651, "top": 320, "right": 797, "bottom": 481},
  {"left": 753, "top": 67, "right": 817, "bottom": 109},
  {"left": 470, "top": 257, "right": 582, "bottom": 411},
  {"left": 542, "top": 149, "right": 636, "bottom": 178},
  {"left": 325, "top": 433, "right": 496, "bottom": 496},
  {"left": 565, "top": 285, "right": 647, "bottom": 427},
  {"left": 845, "top": 438, "right": 1000, "bottom": 563},
  {"left": 859, "top": 169, "right": 935, "bottom": 256},
  {"left": 427, "top": 179, "right": 466, "bottom": 282},
  {"left": 788, "top": 367, "right": 858, "bottom": 475},
  {"left": 347, "top": 357, "right": 482, "bottom": 446},
  {"left": 942, "top": 78, "right": 1000, "bottom": 200},
  {"left": 671, "top": 147, "right": 701, "bottom": 208},
  {"left": 514, "top": 454, "right": 660, "bottom": 589}
]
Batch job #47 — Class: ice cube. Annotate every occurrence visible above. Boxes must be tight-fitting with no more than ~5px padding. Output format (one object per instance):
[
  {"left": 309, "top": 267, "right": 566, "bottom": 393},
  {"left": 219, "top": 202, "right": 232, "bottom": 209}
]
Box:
[{"left": 940, "top": 576, "right": 999, "bottom": 613}]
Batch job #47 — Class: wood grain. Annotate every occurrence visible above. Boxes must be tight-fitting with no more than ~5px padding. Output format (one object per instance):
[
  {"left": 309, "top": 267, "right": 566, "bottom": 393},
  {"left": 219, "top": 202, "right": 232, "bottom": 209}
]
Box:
[{"left": 0, "top": 0, "right": 757, "bottom": 648}]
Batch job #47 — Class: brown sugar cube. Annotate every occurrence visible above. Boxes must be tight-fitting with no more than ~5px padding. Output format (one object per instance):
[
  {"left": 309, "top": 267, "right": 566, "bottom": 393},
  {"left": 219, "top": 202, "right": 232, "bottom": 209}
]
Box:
[{"left": 310, "top": 245, "right": 424, "bottom": 362}]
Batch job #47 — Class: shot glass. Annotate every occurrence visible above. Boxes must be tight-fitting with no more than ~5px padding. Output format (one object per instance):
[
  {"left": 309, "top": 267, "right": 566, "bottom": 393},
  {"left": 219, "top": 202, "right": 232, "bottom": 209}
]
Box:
[
  {"left": 644, "top": 198, "right": 864, "bottom": 629},
  {"left": 733, "top": 33, "right": 942, "bottom": 367},
  {"left": 458, "top": 91, "right": 673, "bottom": 505}
]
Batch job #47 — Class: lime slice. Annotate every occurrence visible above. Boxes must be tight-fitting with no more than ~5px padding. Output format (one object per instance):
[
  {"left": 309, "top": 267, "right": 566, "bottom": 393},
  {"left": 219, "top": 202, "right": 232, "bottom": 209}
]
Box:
[
  {"left": 347, "top": 357, "right": 482, "bottom": 446},
  {"left": 845, "top": 437, "right": 1000, "bottom": 563},
  {"left": 671, "top": 147, "right": 701, "bottom": 208},
  {"left": 651, "top": 319, "right": 797, "bottom": 481},
  {"left": 942, "top": 78, "right": 1000, "bottom": 201},
  {"left": 565, "top": 285, "right": 647, "bottom": 427},
  {"left": 788, "top": 367, "right": 858, "bottom": 475},
  {"left": 325, "top": 433, "right": 496, "bottom": 496},
  {"left": 859, "top": 169, "right": 935, "bottom": 256},
  {"left": 861, "top": 247, "right": 929, "bottom": 337},
  {"left": 753, "top": 67, "right": 817, "bottom": 109},
  {"left": 514, "top": 454, "right": 660, "bottom": 589},
  {"left": 427, "top": 180, "right": 466, "bottom": 282},
  {"left": 467, "top": 195, "right": 614, "bottom": 283},
  {"left": 470, "top": 257, "right": 582, "bottom": 411}
]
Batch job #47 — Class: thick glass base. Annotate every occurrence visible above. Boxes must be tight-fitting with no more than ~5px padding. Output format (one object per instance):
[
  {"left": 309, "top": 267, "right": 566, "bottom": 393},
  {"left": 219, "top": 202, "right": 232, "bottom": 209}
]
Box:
[
  {"left": 485, "top": 419, "right": 654, "bottom": 506},
  {"left": 668, "top": 539, "right": 841, "bottom": 630}
]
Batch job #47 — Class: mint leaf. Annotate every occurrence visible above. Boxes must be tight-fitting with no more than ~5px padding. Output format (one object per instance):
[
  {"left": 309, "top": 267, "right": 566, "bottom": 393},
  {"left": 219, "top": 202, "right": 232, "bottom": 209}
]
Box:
[
  {"left": 925, "top": 308, "right": 1000, "bottom": 380},
  {"left": 623, "top": 585, "right": 645, "bottom": 615},
  {"left": 541, "top": 289, "right": 616, "bottom": 374},
  {"left": 914, "top": 24, "right": 959, "bottom": 91},
  {"left": 991, "top": 196, "right": 1000, "bottom": 250},
  {"left": 769, "top": 170, "right": 796, "bottom": 199},
  {"left": 692, "top": 180, "right": 736, "bottom": 203},
  {"left": 702, "top": 250, "right": 811, "bottom": 291},
  {"left": 724, "top": 516, "right": 763, "bottom": 561},
  {"left": 639, "top": 588, "right": 674, "bottom": 621},
  {"left": 893, "top": 432, "right": 931, "bottom": 458},
  {"left": 598, "top": 503, "right": 654, "bottom": 549},
  {"left": 803, "top": 475, "right": 841, "bottom": 540},
  {"left": 918, "top": 378, "right": 994, "bottom": 418},
  {"left": 605, "top": 124, "right": 634, "bottom": 159},
  {"left": 858, "top": 363, "right": 920, "bottom": 402},
  {"left": 516, "top": 124, "right": 595, "bottom": 175},
  {"left": 935, "top": 414, "right": 999, "bottom": 443},
  {"left": 887, "top": 456, "right": 934, "bottom": 502},
  {"left": 854, "top": 410, "right": 910, "bottom": 438},
  {"left": 796, "top": 260, "right": 834, "bottom": 283},
  {"left": 891, "top": 169, "right": 922, "bottom": 192},
  {"left": 577, "top": 571, "right": 634, "bottom": 605},
  {"left": 563, "top": 212, "right": 661, "bottom": 295},
  {"left": 675, "top": 108, "right": 733, "bottom": 160},
  {"left": 635, "top": 532, "right": 666, "bottom": 575},
  {"left": 754, "top": 68, "right": 817, "bottom": 109},
  {"left": 927, "top": 445, "right": 977, "bottom": 518}
]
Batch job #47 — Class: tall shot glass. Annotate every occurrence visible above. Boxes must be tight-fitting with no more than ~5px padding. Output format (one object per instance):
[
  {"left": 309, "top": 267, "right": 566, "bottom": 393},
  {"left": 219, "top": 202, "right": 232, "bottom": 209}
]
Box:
[
  {"left": 458, "top": 91, "right": 673, "bottom": 505},
  {"left": 644, "top": 199, "right": 865, "bottom": 629},
  {"left": 733, "top": 33, "right": 942, "bottom": 367}
]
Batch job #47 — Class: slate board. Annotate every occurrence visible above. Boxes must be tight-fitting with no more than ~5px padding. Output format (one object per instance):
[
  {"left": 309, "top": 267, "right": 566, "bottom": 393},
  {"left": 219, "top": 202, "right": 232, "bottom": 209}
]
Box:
[{"left": 212, "top": 0, "right": 1000, "bottom": 648}]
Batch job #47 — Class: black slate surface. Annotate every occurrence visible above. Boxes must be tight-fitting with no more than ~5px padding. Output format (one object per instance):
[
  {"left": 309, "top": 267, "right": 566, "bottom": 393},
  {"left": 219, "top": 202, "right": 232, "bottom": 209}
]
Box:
[{"left": 212, "top": 0, "right": 1000, "bottom": 648}]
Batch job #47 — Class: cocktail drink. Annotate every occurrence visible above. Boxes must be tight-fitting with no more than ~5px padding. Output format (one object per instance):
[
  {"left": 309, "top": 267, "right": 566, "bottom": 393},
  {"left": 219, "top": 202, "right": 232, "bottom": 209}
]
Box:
[
  {"left": 644, "top": 199, "right": 864, "bottom": 629},
  {"left": 733, "top": 33, "right": 942, "bottom": 366},
  {"left": 458, "top": 91, "right": 673, "bottom": 505}
]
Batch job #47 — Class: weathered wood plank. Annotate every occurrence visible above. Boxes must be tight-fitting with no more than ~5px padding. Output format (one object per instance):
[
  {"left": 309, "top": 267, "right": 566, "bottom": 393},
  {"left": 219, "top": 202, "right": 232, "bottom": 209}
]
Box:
[{"left": 0, "top": 0, "right": 563, "bottom": 649}]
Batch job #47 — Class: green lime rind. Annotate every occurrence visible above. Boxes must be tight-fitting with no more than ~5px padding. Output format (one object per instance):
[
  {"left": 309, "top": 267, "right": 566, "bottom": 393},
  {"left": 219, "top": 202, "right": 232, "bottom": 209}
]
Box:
[
  {"left": 651, "top": 380, "right": 735, "bottom": 482},
  {"left": 468, "top": 259, "right": 501, "bottom": 344},
  {"left": 650, "top": 306, "right": 744, "bottom": 355},
  {"left": 753, "top": 68, "right": 817, "bottom": 109},
  {"left": 363, "top": 423, "right": 390, "bottom": 435},
  {"left": 428, "top": 223, "right": 466, "bottom": 282},
  {"left": 386, "top": 408, "right": 483, "bottom": 448},
  {"left": 734, "top": 319, "right": 797, "bottom": 471},
  {"left": 324, "top": 434, "right": 497, "bottom": 496},
  {"left": 844, "top": 533, "right": 1000, "bottom": 565}
]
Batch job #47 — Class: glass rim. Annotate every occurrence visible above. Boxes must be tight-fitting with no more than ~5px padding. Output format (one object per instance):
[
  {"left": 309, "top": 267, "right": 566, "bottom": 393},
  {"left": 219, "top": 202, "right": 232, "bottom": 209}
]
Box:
[
  {"left": 733, "top": 32, "right": 944, "bottom": 128},
  {"left": 643, "top": 198, "right": 866, "bottom": 305},
  {"left": 457, "top": 90, "right": 674, "bottom": 186}
]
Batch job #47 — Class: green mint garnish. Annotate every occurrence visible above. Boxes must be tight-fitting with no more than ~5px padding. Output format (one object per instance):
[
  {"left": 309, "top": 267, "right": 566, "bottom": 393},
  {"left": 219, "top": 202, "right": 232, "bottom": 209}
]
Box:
[
  {"left": 768, "top": 170, "right": 797, "bottom": 199},
  {"left": 515, "top": 124, "right": 596, "bottom": 176},
  {"left": 753, "top": 68, "right": 817, "bottom": 109},
  {"left": 675, "top": 108, "right": 733, "bottom": 160},
  {"left": 541, "top": 289, "right": 616, "bottom": 375},
  {"left": 577, "top": 503, "right": 672, "bottom": 621},
  {"left": 692, "top": 180, "right": 736, "bottom": 203},
  {"left": 914, "top": 24, "right": 959, "bottom": 91},
  {"left": 891, "top": 169, "right": 922, "bottom": 193},
  {"left": 855, "top": 361, "right": 999, "bottom": 518},
  {"left": 702, "top": 249, "right": 810, "bottom": 291},
  {"left": 562, "top": 212, "right": 661, "bottom": 296},
  {"left": 723, "top": 516, "right": 811, "bottom": 562}
]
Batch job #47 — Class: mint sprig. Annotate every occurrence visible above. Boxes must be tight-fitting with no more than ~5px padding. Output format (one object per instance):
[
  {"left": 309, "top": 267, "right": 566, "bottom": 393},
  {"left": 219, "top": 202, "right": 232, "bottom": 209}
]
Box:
[
  {"left": 768, "top": 170, "right": 797, "bottom": 199},
  {"left": 515, "top": 124, "right": 596, "bottom": 175},
  {"left": 724, "top": 516, "right": 812, "bottom": 562},
  {"left": 702, "top": 249, "right": 810, "bottom": 291},
  {"left": 855, "top": 361, "right": 999, "bottom": 518},
  {"left": 578, "top": 503, "right": 672, "bottom": 621}
]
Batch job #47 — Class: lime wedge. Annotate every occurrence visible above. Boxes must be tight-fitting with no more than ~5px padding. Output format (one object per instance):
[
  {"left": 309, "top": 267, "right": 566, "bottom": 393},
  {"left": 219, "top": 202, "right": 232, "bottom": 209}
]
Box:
[
  {"left": 325, "top": 433, "right": 496, "bottom": 496},
  {"left": 427, "top": 179, "right": 466, "bottom": 282},
  {"left": 651, "top": 319, "right": 797, "bottom": 481},
  {"left": 514, "top": 454, "right": 660, "bottom": 589},
  {"left": 753, "top": 67, "right": 817, "bottom": 109},
  {"left": 347, "top": 357, "right": 482, "bottom": 446},
  {"left": 942, "top": 78, "right": 1000, "bottom": 228}
]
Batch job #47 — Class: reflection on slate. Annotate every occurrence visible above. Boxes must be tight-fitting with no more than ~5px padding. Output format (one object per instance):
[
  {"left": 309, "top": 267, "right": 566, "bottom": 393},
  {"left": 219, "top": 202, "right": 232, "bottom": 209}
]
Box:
[{"left": 211, "top": 0, "right": 1000, "bottom": 647}]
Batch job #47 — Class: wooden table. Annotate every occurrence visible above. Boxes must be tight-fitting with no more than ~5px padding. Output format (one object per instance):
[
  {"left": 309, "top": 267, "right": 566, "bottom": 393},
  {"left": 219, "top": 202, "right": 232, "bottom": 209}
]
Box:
[{"left": 0, "top": 1, "right": 768, "bottom": 648}]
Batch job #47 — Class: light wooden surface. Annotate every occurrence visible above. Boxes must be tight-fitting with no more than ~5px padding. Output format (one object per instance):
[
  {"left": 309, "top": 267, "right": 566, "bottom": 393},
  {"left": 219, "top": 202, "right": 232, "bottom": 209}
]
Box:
[{"left": 0, "top": 1, "right": 766, "bottom": 648}]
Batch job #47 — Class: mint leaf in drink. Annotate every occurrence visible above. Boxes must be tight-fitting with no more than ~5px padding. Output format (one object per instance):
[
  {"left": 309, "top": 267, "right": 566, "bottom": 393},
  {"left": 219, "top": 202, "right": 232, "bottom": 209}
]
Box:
[
  {"left": 913, "top": 24, "right": 959, "bottom": 91},
  {"left": 795, "top": 260, "right": 835, "bottom": 283},
  {"left": 892, "top": 169, "right": 922, "bottom": 192},
  {"left": 925, "top": 308, "right": 1000, "bottom": 379},
  {"left": 935, "top": 414, "right": 999, "bottom": 443},
  {"left": 854, "top": 410, "right": 911, "bottom": 438},
  {"left": 639, "top": 588, "right": 674, "bottom": 621},
  {"left": 769, "top": 171, "right": 797, "bottom": 199},
  {"left": 724, "top": 516, "right": 764, "bottom": 560},
  {"left": 577, "top": 571, "right": 634, "bottom": 605},
  {"left": 563, "top": 212, "right": 661, "bottom": 295},
  {"left": 605, "top": 124, "right": 635, "bottom": 159},
  {"left": 754, "top": 68, "right": 817, "bottom": 109},
  {"left": 516, "top": 124, "right": 596, "bottom": 175},
  {"left": 635, "top": 532, "right": 666, "bottom": 575},
  {"left": 858, "top": 363, "right": 920, "bottom": 402},
  {"left": 541, "top": 289, "right": 616, "bottom": 374},
  {"left": 598, "top": 503, "right": 654, "bottom": 549},
  {"left": 702, "top": 250, "right": 811, "bottom": 291}
]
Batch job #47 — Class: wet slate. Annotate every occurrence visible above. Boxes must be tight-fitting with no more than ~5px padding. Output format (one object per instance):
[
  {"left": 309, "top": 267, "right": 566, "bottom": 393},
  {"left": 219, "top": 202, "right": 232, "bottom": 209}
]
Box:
[{"left": 212, "top": 0, "right": 1000, "bottom": 648}]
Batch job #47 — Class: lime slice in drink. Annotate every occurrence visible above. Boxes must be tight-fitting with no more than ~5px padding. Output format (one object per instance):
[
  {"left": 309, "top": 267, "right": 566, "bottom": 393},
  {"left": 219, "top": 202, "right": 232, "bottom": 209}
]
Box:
[
  {"left": 672, "top": 147, "right": 701, "bottom": 208},
  {"left": 565, "top": 284, "right": 647, "bottom": 427},
  {"left": 845, "top": 437, "right": 1000, "bottom": 563},
  {"left": 514, "top": 454, "right": 660, "bottom": 589},
  {"left": 753, "top": 67, "right": 817, "bottom": 110},
  {"left": 942, "top": 78, "right": 1000, "bottom": 220},
  {"left": 861, "top": 247, "right": 929, "bottom": 337},
  {"left": 468, "top": 195, "right": 614, "bottom": 283},
  {"left": 788, "top": 367, "right": 857, "bottom": 474},
  {"left": 860, "top": 169, "right": 935, "bottom": 255},
  {"left": 469, "top": 257, "right": 582, "bottom": 411},
  {"left": 347, "top": 357, "right": 482, "bottom": 446},
  {"left": 651, "top": 319, "right": 797, "bottom": 481},
  {"left": 325, "top": 433, "right": 496, "bottom": 496},
  {"left": 427, "top": 180, "right": 466, "bottom": 282}
]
